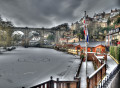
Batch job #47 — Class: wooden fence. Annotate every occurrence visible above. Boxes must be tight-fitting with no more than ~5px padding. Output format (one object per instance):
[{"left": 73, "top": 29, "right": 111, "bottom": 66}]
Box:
[
  {"left": 93, "top": 54, "right": 103, "bottom": 68},
  {"left": 74, "top": 57, "right": 83, "bottom": 79},
  {"left": 87, "top": 63, "right": 106, "bottom": 88},
  {"left": 87, "top": 53, "right": 107, "bottom": 88},
  {"left": 31, "top": 77, "right": 81, "bottom": 88}
]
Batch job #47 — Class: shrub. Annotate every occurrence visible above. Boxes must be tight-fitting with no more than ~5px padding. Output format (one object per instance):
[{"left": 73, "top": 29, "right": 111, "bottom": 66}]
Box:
[
  {"left": 116, "top": 47, "right": 120, "bottom": 61},
  {"left": 80, "top": 54, "right": 84, "bottom": 59},
  {"left": 110, "top": 46, "right": 120, "bottom": 62}
]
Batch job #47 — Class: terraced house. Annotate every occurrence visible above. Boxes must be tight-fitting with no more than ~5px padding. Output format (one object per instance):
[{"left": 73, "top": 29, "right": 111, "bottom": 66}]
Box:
[{"left": 106, "top": 27, "right": 120, "bottom": 46}]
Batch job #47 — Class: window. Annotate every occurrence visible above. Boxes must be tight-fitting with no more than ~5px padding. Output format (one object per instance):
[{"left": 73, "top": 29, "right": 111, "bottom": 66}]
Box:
[
  {"left": 106, "top": 41, "right": 108, "bottom": 45},
  {"left": 74, "top": 40, "right": 75, "bottom": 43},
  {"left": 90, "top": 48, "right": 92, "bottom": 52},
  {"left": 106, "top": 36, "right": 108, "bottom": 39},
  {"left": 96, "top": 48, "right": 101, "bottom": 53}
]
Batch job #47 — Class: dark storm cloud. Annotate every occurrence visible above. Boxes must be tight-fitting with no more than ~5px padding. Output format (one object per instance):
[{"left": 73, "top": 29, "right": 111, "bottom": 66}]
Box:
[
  {"left": 118, "top": 0, "right": 120, "bottom": 6},
  {"left": 0, "top": 0, "right": 119, "bottom": 28}
]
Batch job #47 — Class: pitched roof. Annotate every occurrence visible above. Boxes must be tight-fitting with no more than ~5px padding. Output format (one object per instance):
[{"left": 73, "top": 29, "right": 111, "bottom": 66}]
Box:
[{"left": 73, "top": 41, "right": 105, "bottom": 47}]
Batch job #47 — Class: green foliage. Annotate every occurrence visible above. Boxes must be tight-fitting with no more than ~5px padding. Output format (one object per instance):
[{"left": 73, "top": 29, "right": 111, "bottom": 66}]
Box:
[
  {"left": 80, "top": 54, "right": 84, "bottom": 59},
  {"left": 116, "top": 47, "right": 120, "bottom": 62},
  {"left": 110, "top": 46, "right": 120, "bottom": 62},
  {"left": 73, "top": 30, "right": 77, "bottom": 35},
  {"left": 114, "top": 17, "right": 120, "bottom": 25},
  {"left": 47, "top": 34, "right": 55, "bottom": 41},
  {"left": 107, "top": 17, "right": 111, "bottom": 26},
  {"left": 5, "top": 27, "right": 13, "bottom": 47},
  {"left": 77, "top": 33, "right": 82, "bottom": 41},
  {"left": 0, "top": 26, "right": 13, "bottom": 47},
  {"left": 77, "top": 28, "right": 84, "bottom": 39},
  {"left": 13, "top": 34, "right": 22, "bottom": 44},
  {"left": 100, "top": 25, "right": 115, "bottom": 33}
]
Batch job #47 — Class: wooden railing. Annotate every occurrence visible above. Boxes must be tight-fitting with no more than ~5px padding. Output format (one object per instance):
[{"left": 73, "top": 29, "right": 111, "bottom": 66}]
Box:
[
  {"left": 74, "top": 58, "right": 83, "bottom": 79},
  {"left": 92, "top": 54, "right": 103, "bottom": 68},
  {"left": 87, "top": 52, "right": 107, "bottom": 68},
  {"left": 87, "top": 63, "right": 106, "bottom": 88},
  {"left": 87, "top": 53, "right": 107, "bottom": 88},
  {"left": 31, "top": 77, "right": 81, "bottom": 88}
]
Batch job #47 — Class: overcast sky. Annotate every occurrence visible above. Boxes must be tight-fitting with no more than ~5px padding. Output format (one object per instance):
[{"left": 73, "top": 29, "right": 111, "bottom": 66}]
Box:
[{"left": 0, "top": 0, "right": 119, "bottom": 28}]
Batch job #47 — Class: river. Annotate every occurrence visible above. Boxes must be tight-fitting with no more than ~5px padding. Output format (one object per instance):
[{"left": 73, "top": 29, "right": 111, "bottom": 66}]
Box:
[{"left": 0, "top": 47, "right": 80, "bottom": 88}]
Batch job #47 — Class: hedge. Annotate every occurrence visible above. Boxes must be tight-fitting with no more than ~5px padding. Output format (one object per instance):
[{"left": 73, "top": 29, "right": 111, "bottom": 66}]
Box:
[{"left": 110, "top": 46, "right": 120, "bottom": 62}]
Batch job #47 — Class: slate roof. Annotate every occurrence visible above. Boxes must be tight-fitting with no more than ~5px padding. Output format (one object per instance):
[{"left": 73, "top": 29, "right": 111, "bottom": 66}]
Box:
[{"left": 73, "top": 41, "right": 105, "bottom": 47}]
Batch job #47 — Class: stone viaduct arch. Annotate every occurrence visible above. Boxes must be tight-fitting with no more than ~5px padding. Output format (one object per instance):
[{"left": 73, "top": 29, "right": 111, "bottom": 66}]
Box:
[{"left": 12, "top": 27, "right": 66, "bottom": 46}]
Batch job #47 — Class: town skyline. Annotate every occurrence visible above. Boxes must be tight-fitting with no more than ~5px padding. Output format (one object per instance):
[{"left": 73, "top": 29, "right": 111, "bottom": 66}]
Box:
[
  {"left": 1, "top": 8, "right": 120, "bottom": 28},
  {"left": 0, "top": 0, "right": 119, "bottom": 28}
]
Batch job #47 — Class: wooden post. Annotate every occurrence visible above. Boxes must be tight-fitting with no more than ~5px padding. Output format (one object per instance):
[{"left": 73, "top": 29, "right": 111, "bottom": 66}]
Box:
[
  {"left": 50, "top": 76, "right": 54, "bottom": 88},
  {"left": 105, "top": 64, "right": 106, "bottom": 75},
  {"left": 77, "top": 78, "right": 80, "bottom": 88},
  {"left": 57, "top": 78, "right": 59, "bottom": 88},
  {"left": 77, "top": 48, "right": 78, "bottom": 55},
  {"left": 87, "top": 77, "right": 89, "bottom": 88},
  {"left": 95, "top": 74, "right": 97, "bottom": 87},
  {"left": 79, "top": 78, "right": 81, "bottom": 88},
  {"left": 62, "top": 83, "right": 64, "bottom": 88},
  {"left": 43, "top": 84, "right": 45, "bottom": 88},
  {"left": 101, "top": 68, "right": 102, "bottom": 88},
  {"left": 67, "top": 83, "right": 70, "bottom": 88}
]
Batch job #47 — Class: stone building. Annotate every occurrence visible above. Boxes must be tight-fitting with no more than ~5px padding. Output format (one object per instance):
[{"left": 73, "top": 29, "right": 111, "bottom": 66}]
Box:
[
  {"left": 110, "top": 8, "right": 120, "bottom": 18},
  {"left": 106, "top": 27, "right": 120, "bottom": 46},
  {"left": 70, "top": 21, "right": 79, "bottom": 31},
  {"left": 110, "top": 14, "right": 120, "bottom": 26}
]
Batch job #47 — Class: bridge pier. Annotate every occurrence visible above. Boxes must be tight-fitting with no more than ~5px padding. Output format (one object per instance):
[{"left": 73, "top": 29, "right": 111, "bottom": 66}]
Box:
[
  {"left": 24, "top": 27, "right": 29, "bottom": 47},
  {"left": 55, "top": 30, "right": 60, "bottom": 44},
  {"left": 38, "top": 28, "right": 44, "bottom": 47}
]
